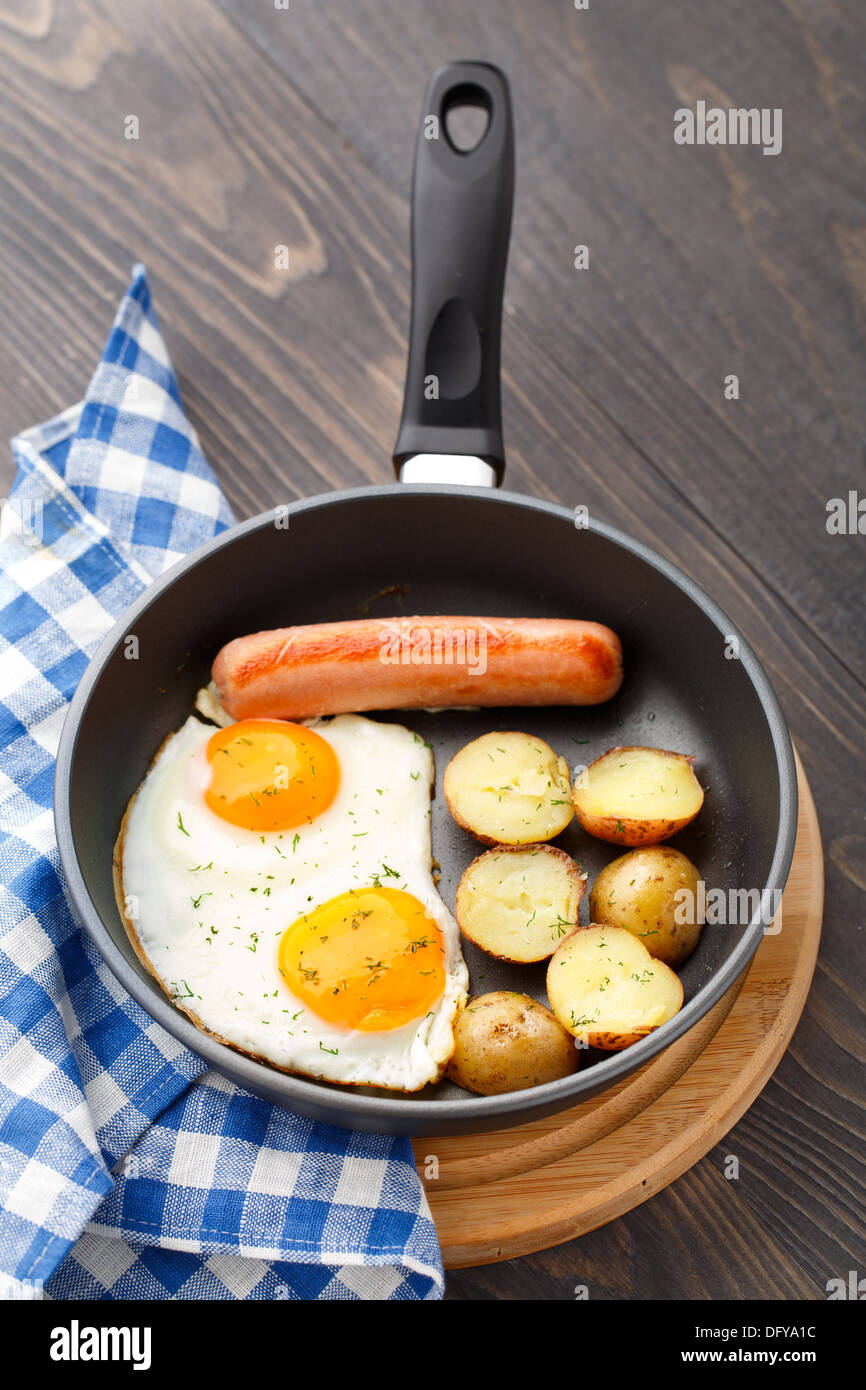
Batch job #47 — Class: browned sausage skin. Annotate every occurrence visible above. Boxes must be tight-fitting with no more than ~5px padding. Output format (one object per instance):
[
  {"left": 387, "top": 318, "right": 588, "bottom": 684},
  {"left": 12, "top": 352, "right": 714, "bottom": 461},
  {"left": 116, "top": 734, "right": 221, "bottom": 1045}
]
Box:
[{"left": 211, "top": 616, "right": 623, "bottom": 721}]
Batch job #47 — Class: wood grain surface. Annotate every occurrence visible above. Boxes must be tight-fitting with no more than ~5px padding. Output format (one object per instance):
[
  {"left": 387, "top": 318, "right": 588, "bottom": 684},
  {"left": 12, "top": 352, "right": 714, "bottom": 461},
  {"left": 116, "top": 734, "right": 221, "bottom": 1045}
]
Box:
[{"left": 0, "top": 0, "right": 862, "bottom": 1299}]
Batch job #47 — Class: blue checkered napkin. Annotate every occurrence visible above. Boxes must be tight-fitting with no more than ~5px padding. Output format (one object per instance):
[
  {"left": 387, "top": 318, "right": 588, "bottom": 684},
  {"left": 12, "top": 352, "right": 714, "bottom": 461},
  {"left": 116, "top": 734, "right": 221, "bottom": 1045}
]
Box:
[{"left": 0, "top": 265, "right": 443, "bottom": 1301}]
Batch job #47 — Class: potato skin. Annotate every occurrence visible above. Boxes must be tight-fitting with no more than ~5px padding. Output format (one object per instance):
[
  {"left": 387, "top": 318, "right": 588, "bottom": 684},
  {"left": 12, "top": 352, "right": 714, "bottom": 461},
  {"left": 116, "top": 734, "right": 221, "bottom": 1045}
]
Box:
[
  {"left": 589, "top": 847, "right": 703, "bottom": 968},
  {"left": 572, "top": 746, "right": 704, "bottom": 846},
  {"left": 446, "top": 991, "right": 579, "bottom": 1095},
  {"left": 576, "top": 810, "right": 690, "bottom": 848}
]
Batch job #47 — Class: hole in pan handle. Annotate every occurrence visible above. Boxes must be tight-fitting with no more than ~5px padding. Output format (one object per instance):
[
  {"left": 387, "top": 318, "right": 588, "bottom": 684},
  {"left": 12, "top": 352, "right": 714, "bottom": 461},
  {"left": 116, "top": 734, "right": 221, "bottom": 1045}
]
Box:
[{"left": 393, "top": 61, "right": 514, "bottom": 488}]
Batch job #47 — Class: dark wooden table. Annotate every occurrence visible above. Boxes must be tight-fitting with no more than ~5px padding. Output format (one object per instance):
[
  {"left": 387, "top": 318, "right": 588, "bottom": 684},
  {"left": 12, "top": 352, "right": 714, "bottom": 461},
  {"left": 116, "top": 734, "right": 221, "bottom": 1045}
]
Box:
[{"left": 1, "top": 0, "right": 863, "bottom": 1300}]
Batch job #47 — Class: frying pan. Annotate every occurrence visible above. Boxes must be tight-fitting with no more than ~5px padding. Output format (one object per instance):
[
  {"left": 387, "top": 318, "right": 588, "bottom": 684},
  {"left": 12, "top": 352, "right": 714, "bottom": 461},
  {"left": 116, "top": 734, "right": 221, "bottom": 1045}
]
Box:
[{"left": 55, "top": 63, "right": 797, "bottom": 1137}]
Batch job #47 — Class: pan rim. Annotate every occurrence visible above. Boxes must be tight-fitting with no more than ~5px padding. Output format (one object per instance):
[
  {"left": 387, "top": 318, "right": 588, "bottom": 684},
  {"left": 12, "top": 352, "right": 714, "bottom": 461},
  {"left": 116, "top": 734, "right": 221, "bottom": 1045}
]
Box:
[{"left": 54, "top": 483, "right": 798, "bottom": 1132}]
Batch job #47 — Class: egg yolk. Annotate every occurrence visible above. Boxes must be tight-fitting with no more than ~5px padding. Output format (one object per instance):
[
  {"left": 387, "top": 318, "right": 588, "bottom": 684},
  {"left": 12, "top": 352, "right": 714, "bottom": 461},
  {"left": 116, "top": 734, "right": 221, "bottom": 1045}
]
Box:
[
  {"left": 204, "top": 720, "right": 339, "bottom": 832},
  {"left": 278, "top": 886, "right": 446, "bottom": 1032}
]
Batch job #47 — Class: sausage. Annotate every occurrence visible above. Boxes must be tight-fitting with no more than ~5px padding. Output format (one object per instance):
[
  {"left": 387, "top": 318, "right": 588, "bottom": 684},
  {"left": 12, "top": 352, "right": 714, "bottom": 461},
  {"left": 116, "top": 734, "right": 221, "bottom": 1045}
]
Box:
[{"left": 211, "top": 616, "right": 623, "bottom": 720}]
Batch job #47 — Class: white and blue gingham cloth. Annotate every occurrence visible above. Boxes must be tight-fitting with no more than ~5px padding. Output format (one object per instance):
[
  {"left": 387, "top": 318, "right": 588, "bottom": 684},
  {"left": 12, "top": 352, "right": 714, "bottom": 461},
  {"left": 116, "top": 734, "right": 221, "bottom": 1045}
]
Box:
[{"left": 0, "top": 265, "right": 443, "bottom": 1301}]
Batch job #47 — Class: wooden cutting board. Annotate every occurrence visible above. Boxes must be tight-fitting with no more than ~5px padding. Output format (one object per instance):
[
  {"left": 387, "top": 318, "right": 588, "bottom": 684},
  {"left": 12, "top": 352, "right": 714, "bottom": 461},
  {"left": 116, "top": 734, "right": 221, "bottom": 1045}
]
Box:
[{"left": 415, "top": 751, "right": 822, "bottom": 1267}]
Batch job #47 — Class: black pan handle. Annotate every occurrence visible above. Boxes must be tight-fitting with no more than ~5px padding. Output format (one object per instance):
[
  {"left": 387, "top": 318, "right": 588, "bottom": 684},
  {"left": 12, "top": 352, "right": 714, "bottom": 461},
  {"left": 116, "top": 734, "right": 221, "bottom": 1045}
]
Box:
[{"left": 393, "top": 61, "right": 514, "bottom": 483}]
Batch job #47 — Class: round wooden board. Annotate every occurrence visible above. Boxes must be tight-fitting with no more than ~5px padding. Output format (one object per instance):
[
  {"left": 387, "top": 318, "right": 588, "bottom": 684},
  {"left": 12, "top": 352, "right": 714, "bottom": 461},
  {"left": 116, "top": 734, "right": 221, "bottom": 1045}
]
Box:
[{"left": 415, "top": 752, "right": 822, "bottom": 1268}]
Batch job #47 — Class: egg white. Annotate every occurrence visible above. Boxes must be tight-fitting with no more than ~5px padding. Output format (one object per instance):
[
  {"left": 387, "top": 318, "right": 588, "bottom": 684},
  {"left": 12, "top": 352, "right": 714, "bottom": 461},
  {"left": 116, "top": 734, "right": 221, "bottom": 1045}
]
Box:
[{"left": 117, "top": 713, "right": 468, "bottom": 1091}]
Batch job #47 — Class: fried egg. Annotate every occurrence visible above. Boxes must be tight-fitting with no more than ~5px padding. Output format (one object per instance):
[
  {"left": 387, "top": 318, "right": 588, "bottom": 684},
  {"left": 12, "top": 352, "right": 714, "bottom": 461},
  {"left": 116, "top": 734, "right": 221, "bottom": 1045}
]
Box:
[{"left": 117, "top": 714, "right": 467, "bottom": 1091}]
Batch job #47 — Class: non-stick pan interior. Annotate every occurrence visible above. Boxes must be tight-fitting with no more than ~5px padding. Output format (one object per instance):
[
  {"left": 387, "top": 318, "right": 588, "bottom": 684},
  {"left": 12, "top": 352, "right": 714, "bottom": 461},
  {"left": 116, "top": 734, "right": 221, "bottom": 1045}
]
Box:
[{"left": 57, "top": 486, "right": 796, "bottom": 1134}]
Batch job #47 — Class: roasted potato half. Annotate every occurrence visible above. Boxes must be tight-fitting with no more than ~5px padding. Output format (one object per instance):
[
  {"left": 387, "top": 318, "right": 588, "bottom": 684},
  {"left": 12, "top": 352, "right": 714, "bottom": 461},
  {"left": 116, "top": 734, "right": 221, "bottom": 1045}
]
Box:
[
  {"left": 572, "top": 746, "right": 703, "bottom": 846},
  {"left": 444, "top": 731, "right": 573, "bottom": 845},
  {"left": 546, "top": 924, "right": 684, "bottom": 1050},
  {"left": 446, "top": 991, "right": 579, "bottom": 1095},
  {"left": 455, "top": 844, "right": 586, "bottom": 963},
  {"left": 590, "top": 846, "right": 704, "bottom": 968}
]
